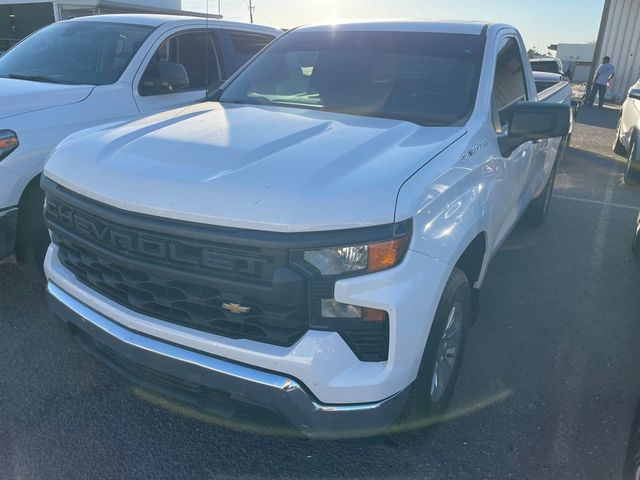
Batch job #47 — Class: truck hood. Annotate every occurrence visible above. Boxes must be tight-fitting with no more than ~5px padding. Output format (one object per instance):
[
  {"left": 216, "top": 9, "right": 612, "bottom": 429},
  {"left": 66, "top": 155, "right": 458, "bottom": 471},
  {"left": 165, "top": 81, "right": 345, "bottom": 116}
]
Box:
[
  {"left": 0, "top": 78, "right": 93, "bottom": 120},
  {"left": 44, "top": 102, "right": 465, "bottom": 232}
]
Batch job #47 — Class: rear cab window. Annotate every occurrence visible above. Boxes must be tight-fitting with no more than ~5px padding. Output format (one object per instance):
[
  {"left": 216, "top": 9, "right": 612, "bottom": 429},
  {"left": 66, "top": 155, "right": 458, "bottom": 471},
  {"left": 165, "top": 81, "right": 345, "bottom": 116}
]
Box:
[{"left": 492, "top": 37, "right": 529, "bottom": 132}]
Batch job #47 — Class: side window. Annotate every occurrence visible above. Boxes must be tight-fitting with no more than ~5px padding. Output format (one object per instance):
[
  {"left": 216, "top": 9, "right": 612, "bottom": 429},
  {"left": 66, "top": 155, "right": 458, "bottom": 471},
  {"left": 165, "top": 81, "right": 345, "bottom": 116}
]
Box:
[
  {"left": 492, "top": 37, "right": 528, "bottom": 132},
  {"left": 139, "top": 31, "right": 221, "bottom": 96},
  {"left": 228, "top": 31, "right": 275, "bottom": 69}
]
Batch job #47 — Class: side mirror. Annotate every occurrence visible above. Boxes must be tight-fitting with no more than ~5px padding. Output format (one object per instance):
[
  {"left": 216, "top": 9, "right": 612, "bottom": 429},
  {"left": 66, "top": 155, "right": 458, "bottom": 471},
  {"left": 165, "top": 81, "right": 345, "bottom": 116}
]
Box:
[
  {"left": 629, "top": 88, "right": 640, "bottom": 101},
  {"left": 140, "top": 63, "right": 189, "bottom": 96},
  {"left": 498, "top": 101, "right": 572, "bottom": 157}
]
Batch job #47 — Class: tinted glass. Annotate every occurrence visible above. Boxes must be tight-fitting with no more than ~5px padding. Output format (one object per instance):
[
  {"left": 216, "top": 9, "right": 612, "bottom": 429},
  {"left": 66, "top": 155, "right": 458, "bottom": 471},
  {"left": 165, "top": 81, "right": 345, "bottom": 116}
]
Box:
[
  {"left": 0, "top": 21, "right": 154, "bottom": 85},
  {"left": 228, "top": 31, "right": 275, "bottom": 68},
  {"left": 140, "top": 31, "right": 220, "bottom": 95},
  {"left": 492, "top": 37, "right": 527, "bottom": 128},
  {"left": 220, "top": 31, "right": 486, "bottom": 126},
  {"left": 530, "top": 60, "right": 560, "bottom": 74}
]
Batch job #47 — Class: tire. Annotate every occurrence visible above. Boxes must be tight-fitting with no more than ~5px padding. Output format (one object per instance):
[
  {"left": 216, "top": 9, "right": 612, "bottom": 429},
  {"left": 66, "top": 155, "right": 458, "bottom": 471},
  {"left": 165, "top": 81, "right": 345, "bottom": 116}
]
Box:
[
  {"left": 15, "top": 181, "right": 50, "bottom": 285},
  {"left": 403, "top": 268, "right": 471, "bottom": 422},
  {"left": 524, "top": 159, "right": 558, "bottom": 227},
  {"left": 614, "top": 121, "right": 628, "bottom": 156},
  {"left": 625, "top": 137, "right": 640, "bottom": 184}
]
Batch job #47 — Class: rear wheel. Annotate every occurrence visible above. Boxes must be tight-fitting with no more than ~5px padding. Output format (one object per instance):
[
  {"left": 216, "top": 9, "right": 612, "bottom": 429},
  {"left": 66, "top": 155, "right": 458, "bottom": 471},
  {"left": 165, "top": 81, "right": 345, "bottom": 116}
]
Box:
[
  {"left": 614, "top": 120, "right": 628, "bottom": 156},
  {"left": 625, "top": 137, "right": 640, "bottom": 184},
  {"left": 524, "top": 159, "right": 558, "bottom": 227},
  {"left": 15, "top": 180, "right": 49, "bottom": 285},
  {"left": 403, "top": 268, "right": 471, "bottom": 422}
]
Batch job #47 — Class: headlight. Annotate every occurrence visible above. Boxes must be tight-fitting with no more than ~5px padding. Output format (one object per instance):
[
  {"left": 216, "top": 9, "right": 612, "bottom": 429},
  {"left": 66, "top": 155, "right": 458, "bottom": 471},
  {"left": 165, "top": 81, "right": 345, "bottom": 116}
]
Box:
[
  {"left": 302, "top": 235, "right": 410, "bottom": 276},
  {"left": 0, "top": 130, "right": 18, "bottom": 161}
]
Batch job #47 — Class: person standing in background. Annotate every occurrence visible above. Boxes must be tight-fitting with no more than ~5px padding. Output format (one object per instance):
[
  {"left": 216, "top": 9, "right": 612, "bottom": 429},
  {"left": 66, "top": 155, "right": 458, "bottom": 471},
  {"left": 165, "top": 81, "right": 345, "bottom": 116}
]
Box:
[{"left": 587, "top": 56, "right": 616, "bottom": 108}]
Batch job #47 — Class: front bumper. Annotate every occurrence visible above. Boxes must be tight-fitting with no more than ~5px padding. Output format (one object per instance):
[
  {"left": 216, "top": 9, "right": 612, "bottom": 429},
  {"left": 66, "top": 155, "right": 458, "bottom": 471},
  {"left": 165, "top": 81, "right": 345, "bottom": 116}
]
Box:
[
  {"left": 0, "top": 207, "right": 18, "bottom": 258},
  {"left": 47, "top": 282, "right": 411, "bottom": 439}
]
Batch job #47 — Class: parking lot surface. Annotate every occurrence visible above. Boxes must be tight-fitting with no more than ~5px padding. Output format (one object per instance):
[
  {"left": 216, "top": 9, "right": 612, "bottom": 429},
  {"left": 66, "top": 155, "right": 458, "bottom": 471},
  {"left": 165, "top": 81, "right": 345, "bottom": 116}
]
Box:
[{"left": 2, "top": 106, "right": 640, "bottom": 479}]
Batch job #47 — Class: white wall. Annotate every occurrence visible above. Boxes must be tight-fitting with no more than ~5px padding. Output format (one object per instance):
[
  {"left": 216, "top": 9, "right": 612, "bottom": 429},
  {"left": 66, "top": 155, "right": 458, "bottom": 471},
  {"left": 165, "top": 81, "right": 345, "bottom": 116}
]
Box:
[{"left": 556, "top": 44, "right": 595, "bottom": 64}]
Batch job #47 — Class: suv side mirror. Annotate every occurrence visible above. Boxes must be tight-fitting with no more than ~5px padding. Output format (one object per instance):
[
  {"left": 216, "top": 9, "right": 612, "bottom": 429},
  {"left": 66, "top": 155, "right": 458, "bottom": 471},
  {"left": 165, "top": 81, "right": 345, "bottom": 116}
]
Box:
[
  {"left": 140, "top": 63, "right": 190, "bottom": 96},
  {"left": 499, "top": 101, "right": 572, "bottom": 157},
  {"left": 629, "top": 88, "right": 640, "bottom": 101}
]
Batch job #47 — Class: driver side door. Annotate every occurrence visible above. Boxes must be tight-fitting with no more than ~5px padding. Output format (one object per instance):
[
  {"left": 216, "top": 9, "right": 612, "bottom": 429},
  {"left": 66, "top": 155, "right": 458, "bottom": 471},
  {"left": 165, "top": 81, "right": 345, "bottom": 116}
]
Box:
[{"left": 489, "top": 35, "right": 536, "bottom": 249}]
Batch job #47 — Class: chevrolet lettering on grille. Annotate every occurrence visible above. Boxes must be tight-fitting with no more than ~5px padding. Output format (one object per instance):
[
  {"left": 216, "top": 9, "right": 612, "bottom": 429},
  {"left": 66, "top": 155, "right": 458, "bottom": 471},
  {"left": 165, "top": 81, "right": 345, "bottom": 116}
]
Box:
[{"left": 46, "top": 196, "right": 268, "bottom": 275}]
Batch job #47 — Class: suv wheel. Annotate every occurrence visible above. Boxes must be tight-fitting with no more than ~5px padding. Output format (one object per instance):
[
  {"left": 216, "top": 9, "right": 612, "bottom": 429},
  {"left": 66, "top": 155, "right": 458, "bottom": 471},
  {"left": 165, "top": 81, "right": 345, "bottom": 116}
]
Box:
[{"left": 15, "top": 180, "right": 49, "bottom": 284}]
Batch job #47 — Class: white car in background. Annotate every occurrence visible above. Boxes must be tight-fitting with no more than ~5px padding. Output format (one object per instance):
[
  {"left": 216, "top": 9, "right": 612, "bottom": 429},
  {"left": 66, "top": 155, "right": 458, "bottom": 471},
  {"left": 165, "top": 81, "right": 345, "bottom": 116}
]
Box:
[
  {"left": 0, "top": 14, "right": 280, "bottom": 277},
  {"left": 613, "top": 79, "right": 640, "bottom": 183}
]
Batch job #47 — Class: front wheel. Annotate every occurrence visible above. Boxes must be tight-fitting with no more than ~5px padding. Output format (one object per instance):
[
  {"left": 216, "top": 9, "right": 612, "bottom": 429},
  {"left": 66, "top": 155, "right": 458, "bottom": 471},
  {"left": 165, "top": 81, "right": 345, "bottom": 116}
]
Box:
[{"left": 403, "top": 268, "right": 471, "bottom": 422}]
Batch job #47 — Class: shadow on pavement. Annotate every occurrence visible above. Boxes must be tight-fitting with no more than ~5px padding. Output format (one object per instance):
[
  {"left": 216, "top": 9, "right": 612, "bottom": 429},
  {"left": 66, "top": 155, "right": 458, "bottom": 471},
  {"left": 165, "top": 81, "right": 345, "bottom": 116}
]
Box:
[{"left": 576, "top": 104, "right": 620, "bottom": 129}]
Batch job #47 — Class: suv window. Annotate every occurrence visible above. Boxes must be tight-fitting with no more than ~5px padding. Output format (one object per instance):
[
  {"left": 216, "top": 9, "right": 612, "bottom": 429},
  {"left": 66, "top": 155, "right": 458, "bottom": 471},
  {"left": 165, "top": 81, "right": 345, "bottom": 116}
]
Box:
[
  {"left": 492, "top": 37, "right": 528, "bottom": 132},
  {"left": 228, "top": 31, "right": 275, "bottom": 68},
  {"left": 140, "top": 31, "right": 220, "bottom": 96}
]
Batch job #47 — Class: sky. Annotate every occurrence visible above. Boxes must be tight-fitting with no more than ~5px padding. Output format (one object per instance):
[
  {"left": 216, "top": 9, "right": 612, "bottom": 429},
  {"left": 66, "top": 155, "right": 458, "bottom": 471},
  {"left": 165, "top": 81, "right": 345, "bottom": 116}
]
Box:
[{"left": 182, "top": 0, "right": 606, "bottom": 54}]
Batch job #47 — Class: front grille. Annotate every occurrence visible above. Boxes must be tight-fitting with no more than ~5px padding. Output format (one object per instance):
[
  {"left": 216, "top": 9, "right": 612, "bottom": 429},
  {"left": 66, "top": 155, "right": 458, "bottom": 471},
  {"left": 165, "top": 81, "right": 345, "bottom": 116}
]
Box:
[
  {"left": 45, "top": 186, "right": 308, "bottom": 347},
  {"left": 44, "top": 178, "right": 395, "bottom": 361}
]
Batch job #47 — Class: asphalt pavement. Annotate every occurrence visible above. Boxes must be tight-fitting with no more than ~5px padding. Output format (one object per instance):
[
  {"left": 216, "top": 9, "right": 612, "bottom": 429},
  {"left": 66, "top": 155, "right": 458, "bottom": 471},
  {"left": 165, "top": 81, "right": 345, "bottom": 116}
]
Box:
[{"left": 2, "top": 105, "right": 640, "bottom": 479}]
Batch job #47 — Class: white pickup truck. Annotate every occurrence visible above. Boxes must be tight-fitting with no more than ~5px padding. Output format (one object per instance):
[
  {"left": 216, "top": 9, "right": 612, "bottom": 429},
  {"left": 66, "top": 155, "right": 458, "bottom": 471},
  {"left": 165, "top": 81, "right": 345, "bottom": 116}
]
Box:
[
  {"left": 43, "top": 20, "right": 571, "bottom": 438},
  {"left": 0, "top": 14, "right": 280, "bottom": 275}
]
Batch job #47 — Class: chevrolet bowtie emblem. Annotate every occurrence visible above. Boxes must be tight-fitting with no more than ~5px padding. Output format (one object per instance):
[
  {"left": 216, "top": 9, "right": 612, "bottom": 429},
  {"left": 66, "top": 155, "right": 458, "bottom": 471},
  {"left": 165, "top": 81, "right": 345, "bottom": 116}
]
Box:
[{"left": 221, "top": 302, "right": 251, "bottom": 314}]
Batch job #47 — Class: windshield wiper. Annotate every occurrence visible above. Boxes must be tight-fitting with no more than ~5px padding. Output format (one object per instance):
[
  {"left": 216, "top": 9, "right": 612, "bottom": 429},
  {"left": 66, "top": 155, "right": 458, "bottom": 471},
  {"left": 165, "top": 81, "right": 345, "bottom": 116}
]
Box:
[{"left": 7, "top": 73, "right": 63, "bottom": 84}]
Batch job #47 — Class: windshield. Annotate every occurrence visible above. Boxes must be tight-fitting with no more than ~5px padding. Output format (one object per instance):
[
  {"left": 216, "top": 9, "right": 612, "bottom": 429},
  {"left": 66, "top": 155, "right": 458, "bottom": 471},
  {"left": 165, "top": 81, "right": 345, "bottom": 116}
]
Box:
[
  {"left": 219, "top": 31, "right": 485, "bottom": 126},
  {"left": 0, "top": 21, "right": 154, "bottom": 85}
]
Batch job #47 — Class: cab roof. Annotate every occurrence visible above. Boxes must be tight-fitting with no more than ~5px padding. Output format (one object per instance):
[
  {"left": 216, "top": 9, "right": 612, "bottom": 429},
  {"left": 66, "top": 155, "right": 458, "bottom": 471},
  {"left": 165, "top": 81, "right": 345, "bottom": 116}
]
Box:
[
  {"left": 297, "top": 19, "right": 490, "bottom": 35},
  {"left": 69, "top": 14, "right": 281, "bottom": 35}
]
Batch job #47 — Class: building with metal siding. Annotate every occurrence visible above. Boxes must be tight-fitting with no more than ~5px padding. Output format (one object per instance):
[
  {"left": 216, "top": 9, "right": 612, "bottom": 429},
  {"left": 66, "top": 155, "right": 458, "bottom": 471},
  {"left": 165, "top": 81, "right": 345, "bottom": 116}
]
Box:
[{"left": 592, "top": 0, "right": 640, "bottom": 102}]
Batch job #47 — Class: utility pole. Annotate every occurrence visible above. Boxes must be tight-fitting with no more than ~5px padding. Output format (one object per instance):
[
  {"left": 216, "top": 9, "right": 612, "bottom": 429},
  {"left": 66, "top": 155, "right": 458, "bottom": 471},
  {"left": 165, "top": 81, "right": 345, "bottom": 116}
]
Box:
[{"left": 248, "top": 0, "right": 255, "bottom": 23}]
